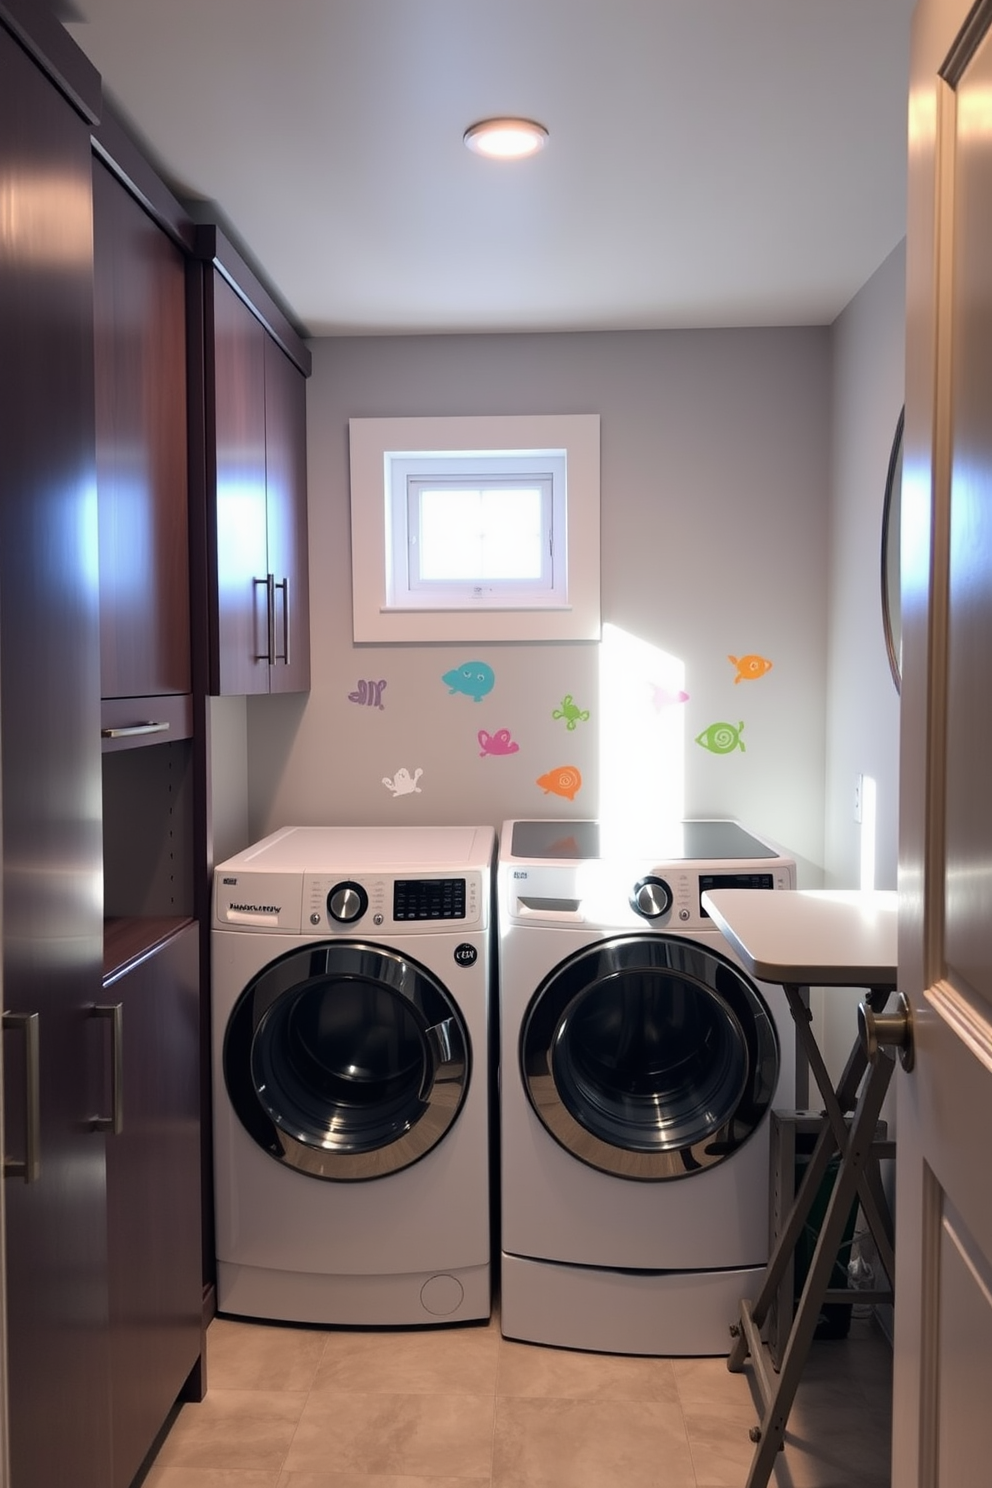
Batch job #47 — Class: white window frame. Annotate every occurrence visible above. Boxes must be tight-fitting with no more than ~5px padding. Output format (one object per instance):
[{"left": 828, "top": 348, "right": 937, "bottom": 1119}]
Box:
[
  {"left": 349, "top": 414, "right": 600, "bottom": 643},
  {"left": 393, "top": 453, "right": 565, "bottom": 608}
]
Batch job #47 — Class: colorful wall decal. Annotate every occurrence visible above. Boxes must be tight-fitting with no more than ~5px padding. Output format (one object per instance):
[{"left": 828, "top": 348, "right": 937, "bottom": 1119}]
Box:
[
  {"left": 551, "top": 694, "right": 591, "bottom": 730},
  {"left": 478, "top": 728, "right": 520, "bottom": 757},
  {"left": 695, "top": 721, "right": 746, "bottom": 755},
  {"left": 650, "top": 684, "right": 690, "bottom": 710},
  {"left": 536, "top": 764, "right": 583, "bottom": 800},
  {"left": 382, "top": 767, "right": 423, "bottom": 796},
  {"left": 728, "top": 653, "right": 773, "bottom": 684},
  {"left": 441, "top": 660, "right": 495, "bottom": 702},
  {"left": 348, "top": 678, "right": 387, "bottom": 709}
]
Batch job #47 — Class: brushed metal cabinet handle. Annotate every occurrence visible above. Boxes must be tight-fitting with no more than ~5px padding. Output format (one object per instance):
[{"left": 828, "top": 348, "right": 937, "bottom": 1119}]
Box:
[
  {"left": 253, "top": 574, "right": 276, "bottom": 662},
  {"left": 3, "top": 1011, "right": 41, "bottom": 1182},
  {"left": 275, "top": 576, "right": 290, "bottom": 664},
  {"left": 101, "top": 721, "right": 171, "bottom": 739},
  {"left": 91, "top": 1002, "right": 124, "bottom": 1135}
]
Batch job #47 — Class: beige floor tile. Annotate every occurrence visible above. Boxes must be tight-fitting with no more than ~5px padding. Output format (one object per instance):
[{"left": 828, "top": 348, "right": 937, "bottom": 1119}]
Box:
[
  {"left": 148, "top": 1389, "right": 308, "bottom": 1474},
  {"left": 311, "top": 1321, "right": 499, "bottom": 1396},
  {"left": 277, "top": 1477, "right": 490, "bottom": 1488},
  {"left": 283, "top": 1392, "right": 497, "bottom": 1478},
  {"left": 497, "top": 1336, "right": 680, "bottom": 1403},
  {"left": 682, "top": 1401, "right": 762, "bottom": 1488},
  {"left": 672, "top": 1354, "right": 757, "bottom": 1410},
  {"left": 207, "top": 1316, "right": 328, "bottom": 1391},
  {"left": 492, "top": 1396, "right": 695, "bottom": 1488},
  {"left": 143, "top": 1471, "right": 280, "bottom": 1488},
  {"left": 775, "top": 1400, "right": 891, "bottom": 1488}
]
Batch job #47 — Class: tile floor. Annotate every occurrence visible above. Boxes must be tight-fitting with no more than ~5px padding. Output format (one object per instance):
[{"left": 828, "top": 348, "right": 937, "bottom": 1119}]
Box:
[{"left": 139, "top": 1305, "right": 891, "bottom": 1488}]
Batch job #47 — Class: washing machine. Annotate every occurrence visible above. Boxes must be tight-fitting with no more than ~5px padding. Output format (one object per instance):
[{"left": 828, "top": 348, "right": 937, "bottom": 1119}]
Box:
[
  {"left": 498, "top": 817, "right": 797, "bottom": 1356},
  {"left": 212, "top": 823, "right": 495, "bottom": 1327}
]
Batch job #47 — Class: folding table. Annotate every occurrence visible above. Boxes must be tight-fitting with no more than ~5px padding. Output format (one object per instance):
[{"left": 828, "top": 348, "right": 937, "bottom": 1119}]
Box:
[{"left": 700, "top": 888, "right": 904, "bottom": 1488}]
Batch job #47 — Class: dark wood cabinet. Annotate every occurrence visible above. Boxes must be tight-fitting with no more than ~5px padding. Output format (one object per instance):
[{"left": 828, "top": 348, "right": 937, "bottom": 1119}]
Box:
[
  {"left": 103, "top": 920, "right": 202, "bottom": 1488},
  {"left": 92, "top": 113, "right": 208, "bottom": 1484},
  {"left": 2, "top": 9, "right": 316, "bottom": 1480},
  {"left": 1, "top": 11, "right": 206, "bottom": 1478},
  {"left": 195, "top": 228, "right": 311, "bottom": 696},
  {"left": 263, "top": 331, "right": 312, "bottom": 694},
  {"left": 93, "top": 156, "right": 192, "bottom": 706},
  {"left": 0, "top": 10, "right": 111, "bottom": 1488},
  {"left": 207, "top": 269, "right": 271, "bottom": 695}
]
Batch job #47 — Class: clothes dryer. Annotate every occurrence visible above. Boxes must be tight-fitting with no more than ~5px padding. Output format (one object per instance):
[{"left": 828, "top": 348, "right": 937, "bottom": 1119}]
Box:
[
  {"left": 212, "top": 824, "right": 494, "bottom": 1326},
  {"left": 498, "top": 818, "right": 796, "bottom": 1355}
]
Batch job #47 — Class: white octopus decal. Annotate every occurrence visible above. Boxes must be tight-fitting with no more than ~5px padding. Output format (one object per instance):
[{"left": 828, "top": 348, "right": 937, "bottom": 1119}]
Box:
[{"left": 382, "top": 767, "right": 423, "bottom": 797}]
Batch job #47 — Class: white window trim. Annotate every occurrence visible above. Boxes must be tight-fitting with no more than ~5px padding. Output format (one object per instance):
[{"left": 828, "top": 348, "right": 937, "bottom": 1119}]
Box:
[{"left": 349, "top": 413, "right": 600, "bottom": 643}]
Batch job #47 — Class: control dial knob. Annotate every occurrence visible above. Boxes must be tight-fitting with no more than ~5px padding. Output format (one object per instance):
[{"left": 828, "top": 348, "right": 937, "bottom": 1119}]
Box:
[
  {"left": 326, "top": 881, "right": 369, "bottom": 923},
  {"left": 630, "top": 876, "right": 673, "bottom": 920}
]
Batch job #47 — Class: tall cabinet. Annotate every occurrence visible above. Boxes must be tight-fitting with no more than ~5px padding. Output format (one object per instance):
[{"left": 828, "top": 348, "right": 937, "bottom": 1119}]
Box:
[
  {"left": 91, "top": 123, "right": 205, "bottom": 1488},
  {"left": 1, "top": 11, "right": 311, "bottom": 1486},
  {"left": 0, "top": 8, "right": 110, "bottom": 1487}
]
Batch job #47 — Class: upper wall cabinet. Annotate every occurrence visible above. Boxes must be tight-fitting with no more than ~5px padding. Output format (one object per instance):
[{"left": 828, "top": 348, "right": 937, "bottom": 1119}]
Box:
[
  {"left": 93, "top": 158, "right": 192, "bottom": 710},
  {"left": 194, "top": 227, "right": 311, "bottom": 696}
]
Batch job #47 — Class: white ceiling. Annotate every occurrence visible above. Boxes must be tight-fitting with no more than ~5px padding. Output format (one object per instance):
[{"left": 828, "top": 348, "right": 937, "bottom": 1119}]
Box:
[{"left": 63, "top": 0, "right": 915, "bottom": 339}]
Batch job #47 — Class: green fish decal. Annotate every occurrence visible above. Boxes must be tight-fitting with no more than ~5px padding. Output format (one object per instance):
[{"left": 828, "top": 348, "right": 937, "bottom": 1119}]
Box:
[
  {"left": 552, "top": 694, "right": 590, "bottom": 730},
  {"left": 696, "top": 720, "right": 746, "bottom": 755}
]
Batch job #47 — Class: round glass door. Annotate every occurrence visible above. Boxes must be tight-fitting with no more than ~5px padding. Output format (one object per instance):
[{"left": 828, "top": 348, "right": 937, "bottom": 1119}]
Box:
[
  {"left": 521, "top": 934, "right": 779, "bottom": 1180},
  {"left": 224, "top": 941, "right": 470, "bottom": 1180}
]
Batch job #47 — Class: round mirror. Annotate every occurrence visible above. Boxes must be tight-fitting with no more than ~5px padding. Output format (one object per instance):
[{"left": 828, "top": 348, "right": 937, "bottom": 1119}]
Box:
[{"left": 881, "top": 405, "right": 904, "bottom": 694}]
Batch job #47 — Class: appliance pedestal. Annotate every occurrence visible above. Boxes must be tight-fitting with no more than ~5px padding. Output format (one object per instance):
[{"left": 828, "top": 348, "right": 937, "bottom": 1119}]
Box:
[{"left": 500, "top": 1253, "right": 763, "bottom": 1357}]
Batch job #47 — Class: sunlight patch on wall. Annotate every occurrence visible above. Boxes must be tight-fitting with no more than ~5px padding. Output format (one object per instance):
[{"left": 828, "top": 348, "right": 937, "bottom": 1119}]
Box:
[
  {"left": 859, "top": 774, "right": 877, "bottom": 891},
  {"left": 598, "top": 624, "right": 686, "bottom": 854}
]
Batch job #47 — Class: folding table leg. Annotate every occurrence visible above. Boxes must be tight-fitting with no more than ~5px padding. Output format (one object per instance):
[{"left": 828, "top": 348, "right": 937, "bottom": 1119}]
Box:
[{"left": 738, "top": 1048, "right": 895, "bottom": 1488}]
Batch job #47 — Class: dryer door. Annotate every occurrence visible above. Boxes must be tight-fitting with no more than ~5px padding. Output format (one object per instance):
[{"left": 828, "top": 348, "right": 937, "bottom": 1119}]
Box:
[
  {"left": 224, "top": 941, "right": 470, "bottom": 1180},
  {"left": 521, "top": 934, "right": 778, "bottom": 1180}
]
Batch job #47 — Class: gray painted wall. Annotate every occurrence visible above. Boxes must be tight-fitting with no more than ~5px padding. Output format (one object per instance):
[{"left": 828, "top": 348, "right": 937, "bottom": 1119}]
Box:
[
  {"left": 825, "top": 243, "right": 904, "bottom": 893},
  {"left": 244, "top": 328, "right": 833, "bottom": 879},
  {"left": 814, "top": 242, "right": 905, "bottom": 1092}
]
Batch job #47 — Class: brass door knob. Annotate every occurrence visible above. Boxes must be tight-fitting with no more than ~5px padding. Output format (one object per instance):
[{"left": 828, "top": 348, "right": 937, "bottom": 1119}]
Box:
[{"left": 858, "top": 992, "right": 914, "bottom": 1072}]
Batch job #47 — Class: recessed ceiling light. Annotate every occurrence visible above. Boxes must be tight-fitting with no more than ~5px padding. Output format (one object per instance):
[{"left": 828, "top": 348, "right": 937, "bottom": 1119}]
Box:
[{"left": 463, "top": 118, "right": 548, "bottom": 160}]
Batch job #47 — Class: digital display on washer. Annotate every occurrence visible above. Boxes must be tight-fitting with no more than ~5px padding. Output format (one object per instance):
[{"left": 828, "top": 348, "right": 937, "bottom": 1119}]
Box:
[
  {"left": 393, "top": 878, "right": 467, "bottom": 920},
  {"left": 698, "top": 872, "right": 775, "bottom": 916}
]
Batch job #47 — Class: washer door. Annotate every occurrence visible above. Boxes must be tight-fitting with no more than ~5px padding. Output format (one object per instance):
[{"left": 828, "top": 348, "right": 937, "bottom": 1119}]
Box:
[
  {"left": 520, "top": 934, "right": 778, "bottom": 1180},
  {"left": 224, "top": 941, "right": 470, "bottom": 1180}
]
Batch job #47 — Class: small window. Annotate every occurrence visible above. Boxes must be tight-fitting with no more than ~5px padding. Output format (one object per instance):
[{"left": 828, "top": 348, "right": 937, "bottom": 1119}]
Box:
[
  {"left": 349, "top": 415, "right": 600, "bottom": 643},
  {"left": 389, "top": 452, "right": 566, "bottom": 611}
]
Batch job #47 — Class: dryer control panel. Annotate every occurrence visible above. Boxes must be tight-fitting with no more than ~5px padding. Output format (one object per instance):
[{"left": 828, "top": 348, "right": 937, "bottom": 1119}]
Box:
[{"left": 500, "top": 849, "right": 794, "bottom": 932}]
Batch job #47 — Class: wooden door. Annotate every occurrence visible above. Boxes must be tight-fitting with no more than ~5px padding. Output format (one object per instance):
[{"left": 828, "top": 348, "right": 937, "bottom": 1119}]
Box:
[
  {"left": 93, "top": 160, "right": 191, "bottom": 700},
  {"left": 264, "top": 334, "right": 311, "bottom": 694},
  {"left": 0, "top": 19, "right": 111, "bottom": 1488},
  {"left": 894, "top": 1, "right": 992, "bottom": 1482},
  {"left": 207, "top": 270, "right": 269, "bottom": 695}
]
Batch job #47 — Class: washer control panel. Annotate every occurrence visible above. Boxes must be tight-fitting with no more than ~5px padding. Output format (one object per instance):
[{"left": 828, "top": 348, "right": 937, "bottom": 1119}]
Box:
[{"left": 305, "top": 871, "right": 485, "bottom": 934}]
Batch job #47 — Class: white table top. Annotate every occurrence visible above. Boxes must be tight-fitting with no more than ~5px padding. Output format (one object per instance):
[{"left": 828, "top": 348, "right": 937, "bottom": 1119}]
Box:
[{"left": 701, "top": 888, "right": 898, "bottom": 986}]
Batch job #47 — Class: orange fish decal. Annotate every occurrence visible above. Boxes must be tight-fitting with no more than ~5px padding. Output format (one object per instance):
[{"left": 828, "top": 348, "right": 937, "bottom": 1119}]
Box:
[
  {"left": 536, "top": 765, "right": 583, "bottom": 801},
  {"left": 729, "top": 653, "right": 773, "bottom": 684}
]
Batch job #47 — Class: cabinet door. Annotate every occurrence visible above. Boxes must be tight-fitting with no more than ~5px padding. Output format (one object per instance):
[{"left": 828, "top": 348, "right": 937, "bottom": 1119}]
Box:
[
  {"left": 209, "top": 271, "right": 270, "bottom": 695},
  {"left": 93, "top": 159, "right": 191, "bottom": 700},
  {"left": 264, "top": 334, "right": 311, "bottom": 693},
  {"left": 105, "top": 923, "right": 202, "bottom": 1488},
  {"left": 0, "top": 21, "right": 111, "bottom": 1488}
]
